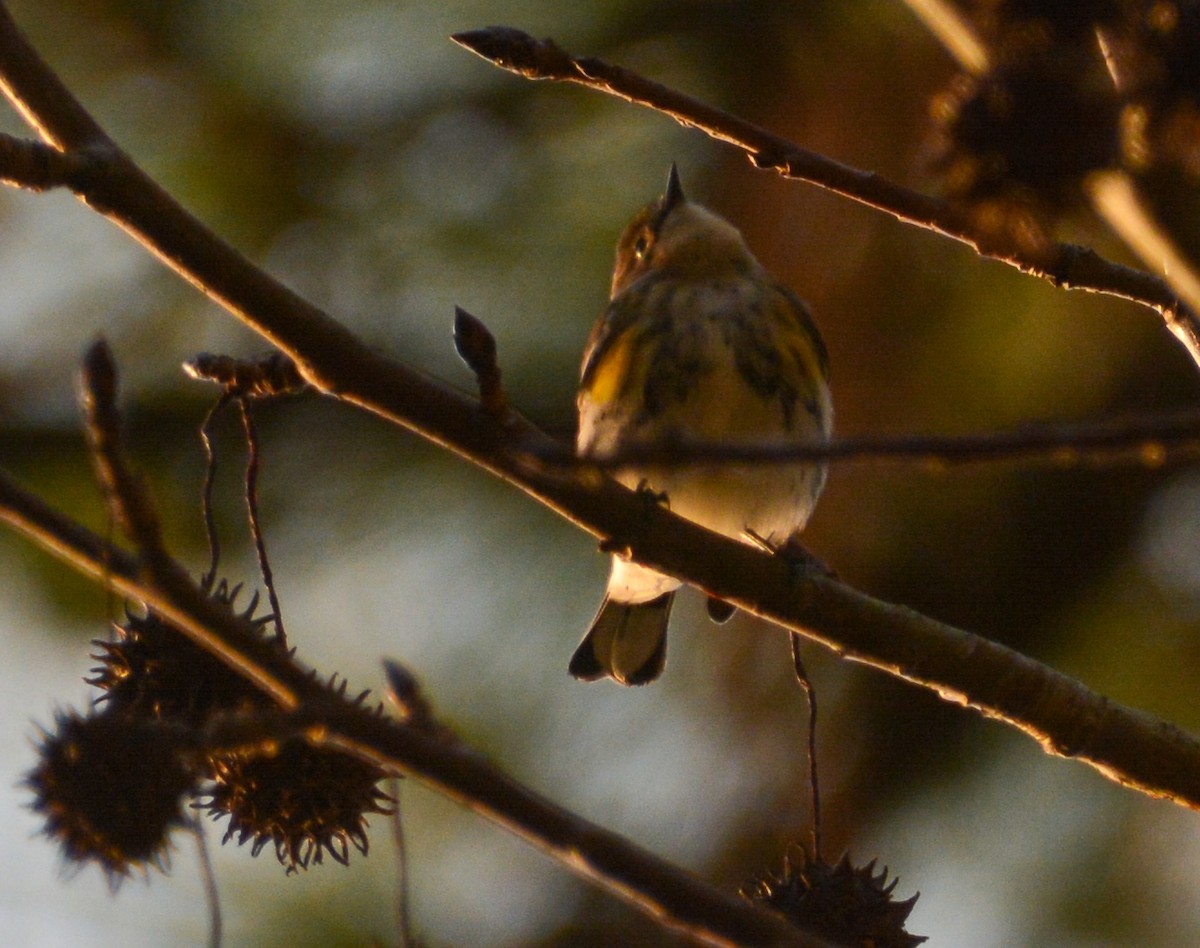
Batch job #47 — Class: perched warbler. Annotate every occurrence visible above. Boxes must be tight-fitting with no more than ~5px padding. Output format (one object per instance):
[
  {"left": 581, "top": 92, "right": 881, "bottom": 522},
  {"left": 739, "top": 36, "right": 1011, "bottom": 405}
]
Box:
[{"left": 570, "top": 165, "right": 833, "bottom": 686}]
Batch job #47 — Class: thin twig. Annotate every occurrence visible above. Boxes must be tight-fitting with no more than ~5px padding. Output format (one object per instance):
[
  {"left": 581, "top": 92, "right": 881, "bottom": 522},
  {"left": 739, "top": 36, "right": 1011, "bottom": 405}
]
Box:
[
  {"left": 186, "top": 351, "right": 306, "bottom": 622},
  {"left": 237, "top": 398, "right": 286, "bottom": 645},
  {"left": 183, "top": 351, "right": 308, "bottom": 400},
  {"left": 75, "top": 343, "right": 299, "bottom": 710},
  {"left": 388, "top": 776, "right": 413, "bottom": 948},
  {"left": 574, "top": 407, "right": 1200, "bottom": 470},
  {"left": 188, "top": 817, "right": 223, "bottom": 948},
  {"left": 199, "top": 394, "right": 230, "bottom": 592},
  {"left": 79, "top": 339, "right": 169, "bottom": 560},
  {"left": 450, "top": 26, "right": 1199, "bottom": 359},
  {"left": 789, "top": 634, "right": 821, "bottom": 864},
  {"left": 453, "top": 306, "right": 508, "bottom": 419}
]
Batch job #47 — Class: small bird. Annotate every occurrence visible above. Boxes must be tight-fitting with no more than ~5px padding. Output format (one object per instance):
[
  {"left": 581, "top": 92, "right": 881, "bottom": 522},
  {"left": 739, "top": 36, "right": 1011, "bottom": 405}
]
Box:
[{"left": 570, "top": 165, "right": 833, "bottom": 685}]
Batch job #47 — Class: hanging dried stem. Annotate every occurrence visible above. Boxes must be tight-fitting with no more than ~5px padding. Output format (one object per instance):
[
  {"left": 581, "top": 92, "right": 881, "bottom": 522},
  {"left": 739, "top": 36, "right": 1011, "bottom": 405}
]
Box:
[
  {"left": 789, "top": 635, "right": 822, "bottom": 864},
  {"left": 236, "top": 398, "right": 286, "bottom": 645}
]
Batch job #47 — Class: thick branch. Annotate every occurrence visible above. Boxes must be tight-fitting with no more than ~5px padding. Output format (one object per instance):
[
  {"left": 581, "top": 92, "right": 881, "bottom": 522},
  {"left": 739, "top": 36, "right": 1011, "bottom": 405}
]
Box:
[
  {"left": 450, "top": 26, "right": 1200, "bottom": 363},
  {"left": 0, "top": 466, "right": 827, "bottom": 948},
  {"left": 1, "top": 4, "right": 1199, "bottom": 812}
]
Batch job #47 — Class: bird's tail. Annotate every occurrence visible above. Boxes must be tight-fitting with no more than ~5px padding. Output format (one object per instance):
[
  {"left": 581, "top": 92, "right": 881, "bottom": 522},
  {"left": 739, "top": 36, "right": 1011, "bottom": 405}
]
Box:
[{"left": 569, "top": 592, "right": 674, "bottom": 686}]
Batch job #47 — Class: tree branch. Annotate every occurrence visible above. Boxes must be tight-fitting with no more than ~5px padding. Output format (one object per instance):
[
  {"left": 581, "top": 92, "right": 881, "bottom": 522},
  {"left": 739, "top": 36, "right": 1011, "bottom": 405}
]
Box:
[
  {"left": 0, "top": 3, "right": 1198, "bottom": 812},
  {"left": 76, "top": 338, "right": 300, "bottom": 710},
  {"left": 450, "top": 26, "right": 1200, "bottom": 367},
  {"left": 896, "top": 0, "right": 1200, "bottom": 365},
  {"left": 583, "top": 407, "right": 1200, "bottom": 469},
  {"left": 0, "top": 131, "right": 98, "bottom": 189},
  {"left": 0, "top": 462, "right": 829, "bottom": 948}
]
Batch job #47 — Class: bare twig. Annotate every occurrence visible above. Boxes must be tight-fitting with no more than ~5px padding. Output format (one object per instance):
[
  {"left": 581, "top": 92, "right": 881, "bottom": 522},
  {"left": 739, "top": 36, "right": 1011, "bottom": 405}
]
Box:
[
  {"left": 579, "top": 408, "right": 1200, "bottom": 470},
  {"left": 237, "top": 398, "right": 286, "bottom": 645},
  {"left": 450, "top": 26, "right": 1199, "bottom": 358},
  {"left": 183, "top": 351, "right": 308, "bottom": 400},
  {"left": 789, "top": 635, "right": 822, "bottom": 864},
  {"left": 453, "top": 306, "right": 508, "bottom": 418},
  {"left": 185, "top": 351, "right": 306, "bottom": 608},
  {"left": 75, "top": 342, "right": 299, "bottom": 709},
  {"left": 387, "top": 776, "right": 413, "bottom": 948},
  {"left": 188, "top": 817, "right": 223, "bottom": 948},
  {"left": 198, "top": 394, "right": 230, "bottom": 592},
  {"left": 79, "top": 339, "right": 171, "bottom": 564}
]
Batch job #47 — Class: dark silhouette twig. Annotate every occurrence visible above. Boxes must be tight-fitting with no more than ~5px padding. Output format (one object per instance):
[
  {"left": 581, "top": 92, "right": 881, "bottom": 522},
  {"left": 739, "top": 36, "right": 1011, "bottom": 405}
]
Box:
[
  {"left": 578, "top": 408, "right": 1200, "bottom": 470},
  {"left": 454, "top": 306, "right": 508, "bottom": 419},
  {"left": 185, "top": 350, "right": 306, "bottom": 627},
  {"left": 188, "top": 817, "right": 223, "bottom": 948},
  {"left": 237, "top": 398, "right": 286, "bottom": 645},
  {"left": 0, "top": 131, "right": 99, "bottom": 189},
  {"left": 198, "top": 394, "right": 230, "bottom": 592},
  {"left": 789, "top": 635, "right": 822, "bottom": 864},
  {"left": 76, "top": 340, "right": 299, "bottom": 709}
]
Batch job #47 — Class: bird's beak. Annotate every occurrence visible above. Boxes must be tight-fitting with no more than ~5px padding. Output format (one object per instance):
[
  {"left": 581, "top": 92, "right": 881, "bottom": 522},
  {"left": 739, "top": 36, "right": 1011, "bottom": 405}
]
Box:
[{"left": 662, "top": 162, "right": 685, "bottom": 215}]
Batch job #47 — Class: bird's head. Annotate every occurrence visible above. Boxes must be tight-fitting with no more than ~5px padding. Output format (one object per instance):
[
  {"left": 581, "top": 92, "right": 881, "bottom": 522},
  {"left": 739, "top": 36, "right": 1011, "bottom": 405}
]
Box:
[{"left": 610, "top": 164, "right": 759, "bottom": 297}]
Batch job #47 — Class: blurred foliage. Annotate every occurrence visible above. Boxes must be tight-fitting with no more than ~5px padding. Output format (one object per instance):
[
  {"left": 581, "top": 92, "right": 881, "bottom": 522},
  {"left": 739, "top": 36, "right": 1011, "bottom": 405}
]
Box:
[{"left": 4, "top": 0, "right": 1200, "bottom": 946}]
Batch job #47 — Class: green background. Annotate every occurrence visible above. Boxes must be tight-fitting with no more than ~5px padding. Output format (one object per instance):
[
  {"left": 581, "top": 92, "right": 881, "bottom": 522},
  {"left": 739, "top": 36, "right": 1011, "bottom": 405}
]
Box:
[{"left": 2, "top": 1, "right": 1199, "bottom": 945}]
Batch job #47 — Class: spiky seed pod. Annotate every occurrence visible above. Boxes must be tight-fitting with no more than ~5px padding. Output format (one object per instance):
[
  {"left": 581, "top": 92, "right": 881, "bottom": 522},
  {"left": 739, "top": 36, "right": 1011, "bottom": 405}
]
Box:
[
  {"left": 25, "top": 709, "right": 197, "bottom": 885},
  {"left": 200, "top": 736, "right": 393, "bottom": 873},
  {"left": 1113, "top": 1, "right": 1200, "bottom": 178},
  {"left": 968, "top": 0, "right": 1127, "bottom": 48},
  {"left": 89, "top": 582, "right": 279, "bottom": 727},
  {"left": 927, "top": 11, "right": 1121, "bottom": 254},
  {"left": 744, "top": 848, "right": 926, "bottom": 948}
]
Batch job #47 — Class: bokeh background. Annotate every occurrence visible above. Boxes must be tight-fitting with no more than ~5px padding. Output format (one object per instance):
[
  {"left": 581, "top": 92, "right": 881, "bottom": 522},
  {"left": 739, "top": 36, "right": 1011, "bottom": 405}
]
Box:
[{"left": 3, "top": 1, "right": 1200, "bottom": 945}]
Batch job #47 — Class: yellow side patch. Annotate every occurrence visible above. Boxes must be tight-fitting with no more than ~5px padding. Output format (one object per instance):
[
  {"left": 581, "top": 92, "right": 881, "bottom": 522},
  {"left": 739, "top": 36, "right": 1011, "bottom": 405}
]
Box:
[
  {"left": 786, "top": 328, "right": 823, "bottom": 396},
  {"left": 775, "top": 292, "right": 828, "bottom": 407},
  {"left": 586, "top": 332, "right": 636, "bottom": 406}
]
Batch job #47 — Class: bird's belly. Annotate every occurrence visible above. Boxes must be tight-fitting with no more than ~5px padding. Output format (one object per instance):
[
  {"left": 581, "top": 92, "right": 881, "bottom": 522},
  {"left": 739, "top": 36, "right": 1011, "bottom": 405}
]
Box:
[{"left": 580, "top": 359, "right": 827, "bottom": 545}]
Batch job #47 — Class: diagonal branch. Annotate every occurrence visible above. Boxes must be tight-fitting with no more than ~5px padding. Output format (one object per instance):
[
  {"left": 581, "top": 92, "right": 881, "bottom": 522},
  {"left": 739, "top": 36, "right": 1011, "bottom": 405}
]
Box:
[
  {"left": 0, "top": 464, "right": 829, "bottom": 948},
  {"left": 1, "top": 6, "right": 1199, "bottom": 813},
  {"left": 450, "top": 26, "right": 1200, "bottom": 367}
]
